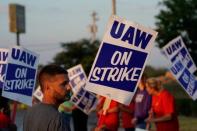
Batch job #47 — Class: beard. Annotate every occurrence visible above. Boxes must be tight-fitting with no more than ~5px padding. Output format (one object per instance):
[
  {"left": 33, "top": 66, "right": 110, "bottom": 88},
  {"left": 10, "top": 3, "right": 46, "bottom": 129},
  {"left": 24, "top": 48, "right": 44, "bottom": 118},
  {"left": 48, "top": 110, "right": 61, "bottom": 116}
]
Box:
[{"left": 53, "top": 90, "right": 71, "bottom": 104}]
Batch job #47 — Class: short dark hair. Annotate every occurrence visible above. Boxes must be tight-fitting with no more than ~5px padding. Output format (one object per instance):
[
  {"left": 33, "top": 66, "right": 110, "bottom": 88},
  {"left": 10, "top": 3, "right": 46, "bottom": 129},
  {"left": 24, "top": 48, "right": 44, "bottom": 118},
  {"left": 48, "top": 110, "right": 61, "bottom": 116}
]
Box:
[{"left": 38, "top": 64, "right": 68, "bottom": 91}]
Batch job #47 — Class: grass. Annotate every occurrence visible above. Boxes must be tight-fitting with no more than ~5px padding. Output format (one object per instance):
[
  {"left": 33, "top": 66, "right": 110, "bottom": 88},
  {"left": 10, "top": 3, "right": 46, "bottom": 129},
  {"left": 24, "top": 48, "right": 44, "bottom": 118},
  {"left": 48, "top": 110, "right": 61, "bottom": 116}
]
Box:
[
  {"left": 150, "top": 116, "right": 197, "bottom": 131},
  {"left": 179, "top": 116, "right": 197, "bottom": 131}
]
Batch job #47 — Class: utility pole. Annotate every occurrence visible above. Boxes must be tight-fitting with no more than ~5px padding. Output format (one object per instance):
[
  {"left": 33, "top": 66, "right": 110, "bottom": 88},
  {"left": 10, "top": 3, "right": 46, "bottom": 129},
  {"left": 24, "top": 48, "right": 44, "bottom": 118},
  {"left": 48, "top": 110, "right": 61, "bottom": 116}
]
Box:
[
  {"left": 16, "top": 32, "right": 20, "bottom": 46},
  {"left": 9, "top": 3, "right": 26, "bottom": 123},
  {"left": 112, "top": 0, "right": 116, "bottom": 15},
  {"left": 102, "top": 0, "right": 117, "bottom": 116},
  {"left": 89, "top": 11, "right": 99, "bottom": 42}
]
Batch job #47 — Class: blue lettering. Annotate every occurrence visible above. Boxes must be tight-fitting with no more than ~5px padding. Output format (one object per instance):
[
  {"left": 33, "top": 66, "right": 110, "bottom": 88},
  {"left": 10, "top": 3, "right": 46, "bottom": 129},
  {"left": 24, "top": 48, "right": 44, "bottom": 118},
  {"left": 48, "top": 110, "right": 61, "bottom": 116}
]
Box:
[
  {"left": 172, "top": 44, "right": 176, "bottom": 52},
  {"left": 175, "top": 39, "right": 182, "bottom": 49},
  {"left": 121, "top": 26, "right": 135, "bottom": 44},
  {"left": 171, "top": 61, "right": 184, "bottom": 75},
  {"left": 110, "top": 20, "right": 153, "bottom": 49},
  {"left": 135, "top": 29, "right": 153, "bottom": 49},
  {"left": 19, "top": 51, "right": 27, "bottom": 64},
  {"left": 11, "top": 48, "right": 20, "bottom": 60},
  {"left": 166, "top": 47, "right": 172, "bottom": 55},
  {"left": 166, "top": 39, "right": 182, "bottom": 55},
  {"left": 11, "top": 48, "right": 36, "bottom": 67},
  {"left": 171, "top": 66, "right": 178, "bottom": 75},
  {"left": 0, "top": 52, "right": 8, "bottom": 61},
  {"left": 110, "top": 20, "right": 125, "bottom": 39},
  {"left": 27, "top": 53, "right": 36, "bottom": 67}
]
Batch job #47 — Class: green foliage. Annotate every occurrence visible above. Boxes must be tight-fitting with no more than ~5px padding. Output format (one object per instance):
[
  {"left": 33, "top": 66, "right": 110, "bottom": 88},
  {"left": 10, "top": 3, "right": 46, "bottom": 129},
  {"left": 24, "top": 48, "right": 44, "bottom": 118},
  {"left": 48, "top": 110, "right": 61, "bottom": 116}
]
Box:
[
  {"left": 144, "top": 65, "right": 167, "bottom": 77},
  {"left": 53, "top": 39, "right": 100, "bottom": 75},
  {"left": 155, "top": 0, "right": 197, "bottom": 65},
  {"left": 151, "top": 116, "right": 197, "bottom": 130},
  {"left": 178, "top": 116, "right": 197, "bottom": 131},
  {"left": 176, "top": 99, "right": 197, "bottom": 117},
  {"left": 163, "top": 81, "right": 189, "bottom": 99},
  {"left": 163, "top": 81, "right": 197, "bottom": 117}
]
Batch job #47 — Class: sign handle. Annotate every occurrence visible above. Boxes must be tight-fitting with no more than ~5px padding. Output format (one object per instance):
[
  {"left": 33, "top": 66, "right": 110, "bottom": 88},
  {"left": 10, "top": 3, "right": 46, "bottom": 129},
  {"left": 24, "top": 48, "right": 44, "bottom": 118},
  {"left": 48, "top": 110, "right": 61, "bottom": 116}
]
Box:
[{"left": 102, "top": 98, "right": 111, "bottom": 115}]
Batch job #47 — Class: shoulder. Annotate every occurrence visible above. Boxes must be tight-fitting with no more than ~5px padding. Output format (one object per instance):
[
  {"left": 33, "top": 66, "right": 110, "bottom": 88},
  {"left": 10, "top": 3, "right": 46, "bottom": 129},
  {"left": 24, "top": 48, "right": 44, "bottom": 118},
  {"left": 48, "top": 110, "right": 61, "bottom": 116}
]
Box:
[
  {"left": 160, "top": 89, "right": 174, "bottom": 101},
  {"left": 25, "top": 103, "right": 59, "bottom": 119},
  {"left": 161, "top": 89, "right": 173, "bottom": 97},
  {"left": 52, "top": 113, "right": 70, "bottom": 131},
  {"left": 27, "top": 103, "right": 49, "bottom": 112}
]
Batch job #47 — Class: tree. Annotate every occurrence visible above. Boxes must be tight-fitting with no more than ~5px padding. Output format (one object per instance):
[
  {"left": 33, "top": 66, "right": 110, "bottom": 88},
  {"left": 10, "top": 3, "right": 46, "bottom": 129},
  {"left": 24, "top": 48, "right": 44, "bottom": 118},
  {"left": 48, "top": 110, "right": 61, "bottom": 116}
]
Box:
[
  {"left": 144, "top": 65, "right": 167, "bottom": 77},
  {"left": 53, "top": 39, "right": 100, "bottom": 75},
  {"left": 155, "top": 0, "right": 197, "bottom": 65}
]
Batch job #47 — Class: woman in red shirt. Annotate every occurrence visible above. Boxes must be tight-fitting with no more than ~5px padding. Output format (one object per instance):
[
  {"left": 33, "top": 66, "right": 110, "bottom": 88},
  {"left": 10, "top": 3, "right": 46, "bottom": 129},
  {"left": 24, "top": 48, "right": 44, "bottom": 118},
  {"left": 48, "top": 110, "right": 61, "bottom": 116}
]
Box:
[{"left": 145, "top": 78, "right": 179, "bottom": 131}]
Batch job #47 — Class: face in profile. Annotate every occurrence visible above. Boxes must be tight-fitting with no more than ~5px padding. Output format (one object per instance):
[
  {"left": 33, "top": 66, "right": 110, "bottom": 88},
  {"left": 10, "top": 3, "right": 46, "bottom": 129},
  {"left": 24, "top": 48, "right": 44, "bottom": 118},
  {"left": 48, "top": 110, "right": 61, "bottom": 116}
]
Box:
[
  {"left": 138, "top": 80, "right": 145, "bottom": 89},
  {"left": 50, "top": 74, "right": 71, "bottom": 103},
  {"left": 145, "top": 78, "right": 160, "bottom": 95},
  {"left": 145, "top": 84, "right": 154, "bottom": 95}
]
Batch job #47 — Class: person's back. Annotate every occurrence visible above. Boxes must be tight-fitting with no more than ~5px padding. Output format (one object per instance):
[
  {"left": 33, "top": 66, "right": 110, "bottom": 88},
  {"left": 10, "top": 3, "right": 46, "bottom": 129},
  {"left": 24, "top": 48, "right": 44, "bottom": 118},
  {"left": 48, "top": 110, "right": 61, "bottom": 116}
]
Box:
[{"left": 23, "top": 103, "right": 70, "bottom": 131}]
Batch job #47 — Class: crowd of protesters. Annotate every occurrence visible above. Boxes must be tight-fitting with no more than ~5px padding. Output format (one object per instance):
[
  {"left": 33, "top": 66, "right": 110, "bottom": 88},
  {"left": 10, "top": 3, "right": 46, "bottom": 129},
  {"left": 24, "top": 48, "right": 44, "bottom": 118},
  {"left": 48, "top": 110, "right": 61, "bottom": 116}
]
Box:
[
  {"left": 93, "top": 74, "right": 179, "bottom": 131},
  {"left": 0, "top": 64, "right": 179, "bottom": 131}
]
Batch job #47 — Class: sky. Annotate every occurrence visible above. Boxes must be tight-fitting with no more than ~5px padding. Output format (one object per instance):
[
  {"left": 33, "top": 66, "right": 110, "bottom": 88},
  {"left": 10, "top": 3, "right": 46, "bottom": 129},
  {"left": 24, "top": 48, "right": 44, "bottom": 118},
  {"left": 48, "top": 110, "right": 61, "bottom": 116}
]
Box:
[{"left": 0, "top": 0, "right": 170, "bottom": 68}]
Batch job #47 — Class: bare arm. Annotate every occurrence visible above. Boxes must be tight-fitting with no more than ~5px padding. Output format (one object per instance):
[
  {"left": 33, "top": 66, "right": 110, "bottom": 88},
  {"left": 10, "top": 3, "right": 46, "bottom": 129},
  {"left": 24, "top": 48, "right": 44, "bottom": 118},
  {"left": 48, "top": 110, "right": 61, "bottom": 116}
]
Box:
[
  {"left": 146, "top": 114, "right": 172, "bottom": 123},
  {"left": 119, "top": 104, "right": 133, "bottom": 114},
  {"left": 106, "top": 106, "right": 119, "bottom": 114}
]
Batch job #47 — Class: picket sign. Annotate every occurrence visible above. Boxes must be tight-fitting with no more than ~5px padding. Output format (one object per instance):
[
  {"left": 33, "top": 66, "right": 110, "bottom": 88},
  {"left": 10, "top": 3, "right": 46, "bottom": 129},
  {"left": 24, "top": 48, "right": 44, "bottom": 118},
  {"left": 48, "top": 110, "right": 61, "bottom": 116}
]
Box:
[
  {"left": 0, "top": 48, "right": 9, "bottom": 89},
  {"left": 68, "top": 64, "right": 98, "bottom": 114},
  {"left": 162, "top": 36, "right": 197, "bottom": 73},
  {"left": 85, "top": 15, "right": 158, "bottom": 105},
  {"left": 170, "top": 59, "right": 197, "bottom": 100},
  {"left": 1, "top": 46, "right": 39, "bottom": 123},
  {"left": 162, "top": 36, "right": 197, "bottom": 101},
  {"left": 33, "top": 86, "right": 43, "bottom": 102},
  {"left": 2, "top": 46, "right": 39, "bottom": 106}
]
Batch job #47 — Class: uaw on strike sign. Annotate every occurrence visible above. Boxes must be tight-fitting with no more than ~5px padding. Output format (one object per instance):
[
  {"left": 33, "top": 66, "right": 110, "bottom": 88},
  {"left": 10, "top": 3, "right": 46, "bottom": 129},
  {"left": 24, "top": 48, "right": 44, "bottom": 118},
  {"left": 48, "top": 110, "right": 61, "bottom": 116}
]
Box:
[
  {"left": 2, "top": 46, "right": 39, "bottom": 106},
  {"left": 170, "top": 59, "right": 197, "bottom": 100},
  {"left": 162, "top": 36, "right": 197, "bottom": 73},
  {"left": 85, "top": 15, "right": 158, "bottom": 105},
  {"left": 68, "top": 64, "right": 97, "bottom": 114}
]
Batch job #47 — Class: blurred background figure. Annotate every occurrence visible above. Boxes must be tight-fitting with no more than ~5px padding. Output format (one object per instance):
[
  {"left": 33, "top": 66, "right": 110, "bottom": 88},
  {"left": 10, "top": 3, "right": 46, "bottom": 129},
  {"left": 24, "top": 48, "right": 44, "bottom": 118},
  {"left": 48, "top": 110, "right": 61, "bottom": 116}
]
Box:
[
  {"left": 59, "top": 101, "right": 74, "bottom": 130},
  {"left": 96, "top": 96, "right": 119, "bottom": 131},
  {"left": 132, "top": 74, "right": 152, "bottom": 130},
  {"left": 0, "top": 94, "right": 17, "bottom": 131},
  {"left": 145, "top": 78, "right": 179, "bottom": 131},
  {"left": 119, "top": 100, "right": 135, "bottom": 131},
  {"left": 72, "top": 108, "right": 88, "bottom": 131},
  {"left": 0, "top": 96, "right": 11, "bottom": 129}
]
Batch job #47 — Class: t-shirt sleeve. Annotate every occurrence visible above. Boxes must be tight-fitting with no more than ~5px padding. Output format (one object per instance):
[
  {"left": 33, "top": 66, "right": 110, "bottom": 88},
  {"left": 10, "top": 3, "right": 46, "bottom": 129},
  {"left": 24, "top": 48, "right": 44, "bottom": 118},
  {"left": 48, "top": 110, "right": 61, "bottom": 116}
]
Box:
[{"left": 162, "top": 91, "right": 175, "bottom": 115}]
